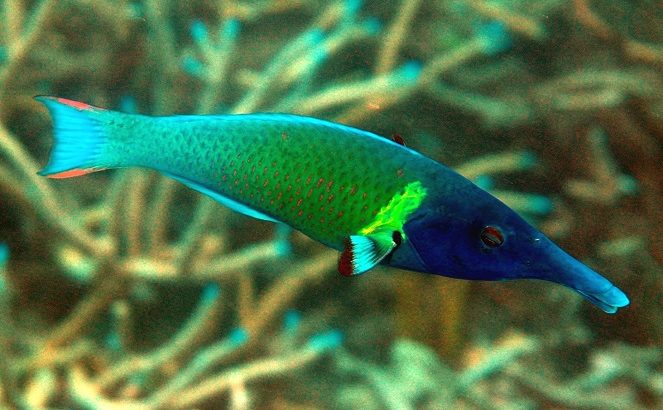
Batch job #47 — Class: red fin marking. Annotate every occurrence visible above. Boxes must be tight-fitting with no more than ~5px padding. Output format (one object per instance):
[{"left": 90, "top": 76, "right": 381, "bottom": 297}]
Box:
[
  {"left": 391, "top": 133, "right": 406, "bottom": 146},
  {"left": 338, "top": 239, "right": 354, "bottom": 277},
  {"left": 55, "top": 97, "right": 99, "bottom": 111},
  {"left": 47, "top": 168, "right": 96, "bottom": 179}
]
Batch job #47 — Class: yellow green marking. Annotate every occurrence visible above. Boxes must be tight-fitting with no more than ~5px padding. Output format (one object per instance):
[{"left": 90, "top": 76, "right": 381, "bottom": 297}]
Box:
[{"left": 359, "top": 181, "right": 427, "bottom": 238}]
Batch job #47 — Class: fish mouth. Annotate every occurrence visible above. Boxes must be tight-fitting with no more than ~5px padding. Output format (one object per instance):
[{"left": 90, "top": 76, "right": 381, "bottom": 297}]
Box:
[
  {"left": 527, "top": 237, "right": 630, "bottom": 313},
  {"left": 575, "top": 285, "right": 629, "bottom": 314}
]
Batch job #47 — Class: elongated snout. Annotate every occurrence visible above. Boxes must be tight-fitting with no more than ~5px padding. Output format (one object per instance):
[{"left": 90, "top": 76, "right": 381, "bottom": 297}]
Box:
[{"left": 526, "top": 237, "right": 629, "bottom": 313}]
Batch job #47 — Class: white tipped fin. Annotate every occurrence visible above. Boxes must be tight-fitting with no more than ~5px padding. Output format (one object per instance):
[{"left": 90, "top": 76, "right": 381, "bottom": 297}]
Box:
[{"left": 338, "top": 231, "right": 401, "bottom": 276}]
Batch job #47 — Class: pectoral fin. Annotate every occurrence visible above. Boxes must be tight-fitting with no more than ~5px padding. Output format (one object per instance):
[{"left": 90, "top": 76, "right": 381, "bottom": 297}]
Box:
[{"left": 338, "top": 231, "right": 401, "bottom": 276}]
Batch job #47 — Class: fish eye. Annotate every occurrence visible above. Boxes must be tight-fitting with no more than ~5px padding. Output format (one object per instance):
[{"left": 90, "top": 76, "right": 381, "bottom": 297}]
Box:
[{"left": 480, "top": 226, "right": 504, "bottom": 248}]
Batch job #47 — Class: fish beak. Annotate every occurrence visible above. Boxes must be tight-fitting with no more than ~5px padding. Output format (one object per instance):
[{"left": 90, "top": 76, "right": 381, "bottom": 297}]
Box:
[{"left": 528, "top": 237, "right": 629, "bottom": 314}]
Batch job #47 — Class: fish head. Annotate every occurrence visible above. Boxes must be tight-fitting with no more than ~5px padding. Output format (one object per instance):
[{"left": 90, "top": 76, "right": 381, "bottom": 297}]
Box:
[{"left": 402, "top": 190, "right": 629, "bottom": 313}]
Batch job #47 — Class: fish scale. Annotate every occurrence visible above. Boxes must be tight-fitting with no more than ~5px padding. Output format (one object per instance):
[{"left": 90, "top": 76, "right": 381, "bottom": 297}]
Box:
[{"left": 100, "top": 111, "right": 422, "bottom": 249}]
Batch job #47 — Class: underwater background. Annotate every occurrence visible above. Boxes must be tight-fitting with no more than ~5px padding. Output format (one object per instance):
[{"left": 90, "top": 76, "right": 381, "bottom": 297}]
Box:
[{"left": 0, "top": 0, "right": 661, "bottom": 408}]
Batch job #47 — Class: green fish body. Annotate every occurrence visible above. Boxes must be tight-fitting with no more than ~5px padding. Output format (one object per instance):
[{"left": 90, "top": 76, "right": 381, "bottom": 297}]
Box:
[{"left": 38, "top": 97, "right": 630, "bottom": 313}]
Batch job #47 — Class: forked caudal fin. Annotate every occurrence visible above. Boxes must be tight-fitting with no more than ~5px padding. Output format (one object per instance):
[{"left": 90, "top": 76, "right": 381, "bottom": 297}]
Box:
[{"left": 36, "top": 96, "right": 109, "bottom": 178}]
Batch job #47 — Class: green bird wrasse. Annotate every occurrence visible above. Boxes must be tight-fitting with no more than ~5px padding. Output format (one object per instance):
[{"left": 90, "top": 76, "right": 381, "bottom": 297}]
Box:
[{"left": 37, "top": 96, "right": 629, "bottom": 314}]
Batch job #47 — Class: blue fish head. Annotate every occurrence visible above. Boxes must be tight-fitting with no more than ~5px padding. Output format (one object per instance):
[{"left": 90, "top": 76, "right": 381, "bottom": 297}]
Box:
[{"left": 402, "top": 190, "right": 629, "bottom": 313}]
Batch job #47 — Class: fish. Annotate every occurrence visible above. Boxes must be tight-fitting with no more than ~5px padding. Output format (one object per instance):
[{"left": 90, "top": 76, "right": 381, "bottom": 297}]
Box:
[{"left": 36, "top": 96, "right": 629, "bottom": 313}]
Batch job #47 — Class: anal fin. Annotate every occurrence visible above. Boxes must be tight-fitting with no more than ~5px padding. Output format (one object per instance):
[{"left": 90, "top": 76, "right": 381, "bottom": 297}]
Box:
[
  {"left": 163, "top": 172, "right": 278, "bottom": 223},
  {"left": 338, "top": 231, "right": 401, "bottom": 276}
]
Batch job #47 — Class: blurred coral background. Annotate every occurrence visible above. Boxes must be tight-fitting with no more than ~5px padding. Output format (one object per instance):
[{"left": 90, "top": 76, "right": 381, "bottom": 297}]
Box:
[{"left": 0, "top": 0, "right": 661, "bottom": 408}]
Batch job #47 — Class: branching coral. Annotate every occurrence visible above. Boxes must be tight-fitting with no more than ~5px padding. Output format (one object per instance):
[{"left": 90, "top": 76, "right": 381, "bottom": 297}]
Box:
[{"left": 0, "top": 0, "right": 661, "bottom": 408}]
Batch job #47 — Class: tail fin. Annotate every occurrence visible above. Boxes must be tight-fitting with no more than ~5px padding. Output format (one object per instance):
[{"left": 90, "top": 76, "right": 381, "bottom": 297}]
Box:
[{"left": 36, "top": 96, "right": 109, "bottom": 178}]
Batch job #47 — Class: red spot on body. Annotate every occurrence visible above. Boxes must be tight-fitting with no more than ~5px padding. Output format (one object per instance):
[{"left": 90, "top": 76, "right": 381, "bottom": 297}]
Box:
[
  {"left": 263, "top": 167, "right": 268, "bottom": 174},
  {"left": 319, "top": 206, "right": 325, "bottom": 212},
  {"left": 296, "top": 198, "right": 303, "bottom": 207},
  {"left": 295, "top": 187, "right": 302, "bottom": 196},
  {"left": 297, "top": 210, "right": 304, "bottom": 217},
  {"left": 362, "top": 192, "right": 367, "bottom": 199},
  {"left": 318, "top": 193, "right": 324, "bottom": 202},
  {"left": 274, "top": 171, "right": 280, "bottom": 177},
  {"left": 270, "top": 199, "right": 275, "bottom": 205},
  {"left": 306, "top": 188, "right": 313, "bottom": 198},
  {"left": 306, "top": 176, "right": 312, "bottom": 185},
  {"left": 47, "top": 168, "right": 95, "bottom": 179},
  {"left": 251, "top": 165, "right": 256, "bottom": 173},
  {"left": 317, "top": 178, "right": 324, "bottom": 187},
  {"left": 287, "top": 184, "right": 292, "bottom": 192},
  {"left": 281, "top": 132, "right": 288, "bottom": 141},
  {"left": 337, "top": 211, "right": 345, "bottom": 218},
  {"left": 327, "top": 194, "right": 335, "bottom": 203},
  {"left": 320, "top": 216, "right": 326, "bottom": 224},
  {"left": 277, "top": 192, "right": 283, "bottom": 200},
  {"left": 349, "top": 185, "right": 357, "bottom": 196},
  {"left": 339, "top": 185, "right": 346, "bottom": 192},
  {"left": 263, "top": 179, "right": 269, "bottom": 187},
  {"left": 396, "top": 168, "right": 404, "bottom": 177},
  {"left": 327, "top": 181, "right": 334, "bottom": 191}
]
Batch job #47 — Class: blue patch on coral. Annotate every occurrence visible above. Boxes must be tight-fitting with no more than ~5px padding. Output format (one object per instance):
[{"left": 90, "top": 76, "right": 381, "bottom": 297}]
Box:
[
  {"left": 308, "top": 329, "right": 344, "bottom": 352},
  {"left": 477, "top": 21, "right": 512, "bottom": 55}
]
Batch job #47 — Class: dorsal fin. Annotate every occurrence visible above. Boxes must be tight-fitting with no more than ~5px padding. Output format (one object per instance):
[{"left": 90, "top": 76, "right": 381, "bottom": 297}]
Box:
[{"left": 391, "top": 133, "right": 405, "bottom": 146}]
